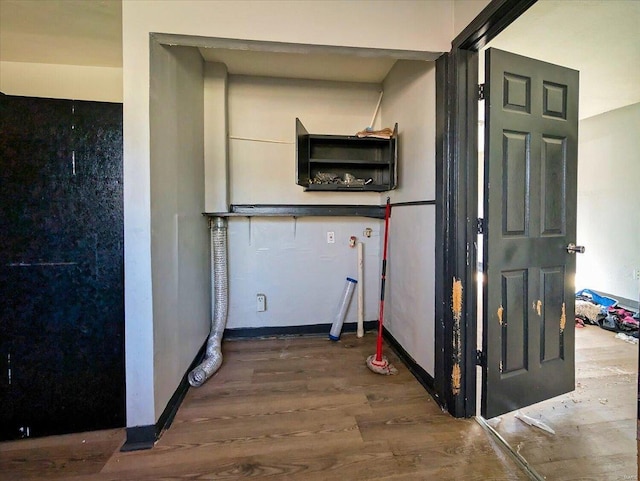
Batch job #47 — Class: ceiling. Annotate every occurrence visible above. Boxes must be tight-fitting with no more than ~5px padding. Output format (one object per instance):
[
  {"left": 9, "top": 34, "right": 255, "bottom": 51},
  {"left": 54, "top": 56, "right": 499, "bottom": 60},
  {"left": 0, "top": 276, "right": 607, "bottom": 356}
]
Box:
[
  {"left": 1, "top": 0, "right": 638, "bottom": 117},
  {"left": 198, "top": 48, "right": 399, "bottom": 84}
]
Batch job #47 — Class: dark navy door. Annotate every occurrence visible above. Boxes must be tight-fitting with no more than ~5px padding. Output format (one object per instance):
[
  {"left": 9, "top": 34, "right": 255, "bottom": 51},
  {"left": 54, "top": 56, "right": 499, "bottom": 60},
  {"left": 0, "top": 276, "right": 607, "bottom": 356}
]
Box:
[
  {"left": 482, "top": 49, "right": 580, "bottom": 418},
  {"left": 0, "top": 95, "right": 125, "bottom": 439}
]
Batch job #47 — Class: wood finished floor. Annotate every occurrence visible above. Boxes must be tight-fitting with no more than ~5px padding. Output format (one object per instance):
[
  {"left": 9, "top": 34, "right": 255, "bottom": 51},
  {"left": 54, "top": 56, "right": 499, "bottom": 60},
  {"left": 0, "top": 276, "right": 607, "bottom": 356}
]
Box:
[
  {"left": 489, "top": 325, "right": 639, "bottom": 481},
  {"left": 0, "top": 333, "right": 528, "bottom": 481}
]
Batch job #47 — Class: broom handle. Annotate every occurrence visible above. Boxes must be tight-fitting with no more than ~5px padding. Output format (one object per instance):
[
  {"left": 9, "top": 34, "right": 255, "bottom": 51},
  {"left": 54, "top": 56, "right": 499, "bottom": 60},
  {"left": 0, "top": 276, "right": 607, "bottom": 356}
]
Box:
[
  {"left": 357, "top": 242, "right": 364, "bottom": 338},
  {"left": 376, "top": 198, "right": 391, "bottom": 361}
]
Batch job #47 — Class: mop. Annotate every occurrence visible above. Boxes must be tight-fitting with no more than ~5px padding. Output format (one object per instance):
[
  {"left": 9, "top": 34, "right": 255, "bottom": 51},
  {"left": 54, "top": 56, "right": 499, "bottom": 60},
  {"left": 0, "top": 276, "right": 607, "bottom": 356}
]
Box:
[{"left": 366, "top": 197, "right": 397, "bottom": 375}]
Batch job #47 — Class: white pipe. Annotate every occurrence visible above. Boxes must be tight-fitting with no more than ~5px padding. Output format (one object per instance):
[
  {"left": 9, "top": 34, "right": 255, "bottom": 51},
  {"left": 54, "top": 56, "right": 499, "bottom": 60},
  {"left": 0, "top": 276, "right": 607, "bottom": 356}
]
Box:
[
  {"left": 369, "top": 90, "right": 384, "bottom": 129},
  {"left": 188, "top": 217, "right": 228, "bottom": 387},
  {"left": 357, "top": 242, "right": 364, "bottom": 338}
]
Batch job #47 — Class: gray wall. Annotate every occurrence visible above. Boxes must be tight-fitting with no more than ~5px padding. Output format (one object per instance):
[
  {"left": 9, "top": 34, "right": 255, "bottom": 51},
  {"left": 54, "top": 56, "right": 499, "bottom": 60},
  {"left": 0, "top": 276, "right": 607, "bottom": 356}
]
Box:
[
  {"left": 204, "top": 63, "right": 229, "bottom": 213},
  {"left": 576, "top": 103, "right": 640, "bottom": 303},
  {"left": 149, "top": 44, "right": 210, "bottom": 419},
  {"left": 381, "top": 60, "right": 436, "bottom": 375}
]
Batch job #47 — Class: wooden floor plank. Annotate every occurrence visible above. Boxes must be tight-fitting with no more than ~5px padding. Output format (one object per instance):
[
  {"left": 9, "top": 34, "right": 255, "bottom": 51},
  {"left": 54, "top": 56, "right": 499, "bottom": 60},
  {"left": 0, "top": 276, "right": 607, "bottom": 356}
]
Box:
[
  {"left": 172, "top": 392, "right": 373, "bottom": 431},
  {"left": 380, "top": 426, "right": 530, "bottom": 481},
  {"left": 490, "top": 325, "right": 639, "bottom": 479},
  {"left": 0, "top": 430, "right": 123, "bottom": 481},
  {"left": 101, "top": 428, "right": 367, "bottom": 475},
  {"left": 2, "top": 333, "right": 534, "bottom": 480},
  {"left": 534, "top": 452, "right": 637, "bottom": 481},
  {"left": 0, "top": 429, "right": 123, "bottom": 453}
]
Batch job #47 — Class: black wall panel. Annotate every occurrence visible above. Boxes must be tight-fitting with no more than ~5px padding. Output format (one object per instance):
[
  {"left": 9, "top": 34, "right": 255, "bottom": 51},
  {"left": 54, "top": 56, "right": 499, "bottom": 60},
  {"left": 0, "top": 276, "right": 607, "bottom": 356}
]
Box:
[{"left": 0, "top": 94, "right": 124, "bottom": 440}]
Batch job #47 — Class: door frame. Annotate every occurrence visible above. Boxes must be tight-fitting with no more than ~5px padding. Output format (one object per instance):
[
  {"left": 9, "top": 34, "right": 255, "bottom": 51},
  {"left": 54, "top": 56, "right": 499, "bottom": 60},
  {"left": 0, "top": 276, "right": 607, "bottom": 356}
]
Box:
[{"left": 435, "top": 0, "right": 537, "bottom": 418}]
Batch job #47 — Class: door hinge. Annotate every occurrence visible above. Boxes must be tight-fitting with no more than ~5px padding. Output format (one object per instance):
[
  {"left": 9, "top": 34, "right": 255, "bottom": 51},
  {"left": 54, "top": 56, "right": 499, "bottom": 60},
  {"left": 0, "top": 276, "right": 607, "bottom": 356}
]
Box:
[
  {"left": 476, "top": 218, "right": 485, "bottom": 234},
  {"left": 476, "top": 350, "right": 485, "bottom": 366},
  {"left": 477, "top": 83, "right": 485, "bottom": 101}
]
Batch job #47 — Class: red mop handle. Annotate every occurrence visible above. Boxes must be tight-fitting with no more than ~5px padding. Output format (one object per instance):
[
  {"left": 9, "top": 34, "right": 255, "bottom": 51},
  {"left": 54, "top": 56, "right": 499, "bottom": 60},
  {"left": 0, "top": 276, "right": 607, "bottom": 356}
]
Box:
[{"left": 376, "top": 197, "right": 391, "bottom": 361}]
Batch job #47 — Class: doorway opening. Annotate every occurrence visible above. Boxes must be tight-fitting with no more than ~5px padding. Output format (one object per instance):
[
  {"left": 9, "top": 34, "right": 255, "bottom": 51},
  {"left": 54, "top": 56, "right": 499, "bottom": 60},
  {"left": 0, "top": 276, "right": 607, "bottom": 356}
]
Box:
[{"left": 473, "top": 2, "right": 639, "bottom": 479}]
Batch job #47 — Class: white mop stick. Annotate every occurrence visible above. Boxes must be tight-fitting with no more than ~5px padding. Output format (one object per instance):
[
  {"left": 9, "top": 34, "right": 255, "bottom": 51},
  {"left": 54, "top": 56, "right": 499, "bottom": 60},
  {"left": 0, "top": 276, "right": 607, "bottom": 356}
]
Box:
[{"left": 357, "top": 241, "right": 364, "bottom": 338}]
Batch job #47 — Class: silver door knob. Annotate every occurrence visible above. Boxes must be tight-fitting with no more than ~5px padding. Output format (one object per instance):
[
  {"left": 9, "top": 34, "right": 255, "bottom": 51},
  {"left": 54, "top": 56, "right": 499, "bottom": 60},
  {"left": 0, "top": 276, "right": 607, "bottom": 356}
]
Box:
[{"left": 566, "top": 243, "right": 585, "bottom": 254}]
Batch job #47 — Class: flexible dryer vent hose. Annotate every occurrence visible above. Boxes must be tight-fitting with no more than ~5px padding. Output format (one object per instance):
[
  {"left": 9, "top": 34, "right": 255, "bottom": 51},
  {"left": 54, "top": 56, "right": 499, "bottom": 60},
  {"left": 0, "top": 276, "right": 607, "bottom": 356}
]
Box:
[{"left": 188, "top": 217, "right": 228, "bottom": 387}]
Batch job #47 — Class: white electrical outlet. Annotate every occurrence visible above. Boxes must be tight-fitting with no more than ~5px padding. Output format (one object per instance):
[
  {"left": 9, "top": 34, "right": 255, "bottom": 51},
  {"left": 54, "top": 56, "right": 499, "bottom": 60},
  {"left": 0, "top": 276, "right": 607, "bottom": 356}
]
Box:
[
  {"left": 256, "top": 294, "right": 266, "bottom": 312},
  {"left": 633, "top": 269, "right": 640, "bottom": 281},
  {"left": 327, "top": 231, "right": 335, "bottom": 244}
]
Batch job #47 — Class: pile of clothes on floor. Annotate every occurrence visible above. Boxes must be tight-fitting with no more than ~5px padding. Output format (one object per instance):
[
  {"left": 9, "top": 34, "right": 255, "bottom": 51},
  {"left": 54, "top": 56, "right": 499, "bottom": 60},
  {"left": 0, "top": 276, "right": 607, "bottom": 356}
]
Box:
[{"left": 575, "top": 288, "right": 640, "bottom": 337}]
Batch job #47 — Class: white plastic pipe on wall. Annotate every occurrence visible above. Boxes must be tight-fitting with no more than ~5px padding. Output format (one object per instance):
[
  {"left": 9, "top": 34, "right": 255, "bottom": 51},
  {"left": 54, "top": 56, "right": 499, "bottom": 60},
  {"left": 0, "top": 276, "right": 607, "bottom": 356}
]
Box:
[
  {"left": 357, "top": 242, "right": 364, "bottom": 338},
  {"left": 188, "top": 217, "right": 228, "bottom": 387}
]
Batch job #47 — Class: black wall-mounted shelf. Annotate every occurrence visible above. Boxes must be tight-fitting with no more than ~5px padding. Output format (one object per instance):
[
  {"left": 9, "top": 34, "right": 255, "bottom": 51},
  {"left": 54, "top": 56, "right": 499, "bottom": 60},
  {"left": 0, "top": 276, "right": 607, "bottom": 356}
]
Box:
[{"left": 296, "top": 119, "right": 398, "bottom": 192}]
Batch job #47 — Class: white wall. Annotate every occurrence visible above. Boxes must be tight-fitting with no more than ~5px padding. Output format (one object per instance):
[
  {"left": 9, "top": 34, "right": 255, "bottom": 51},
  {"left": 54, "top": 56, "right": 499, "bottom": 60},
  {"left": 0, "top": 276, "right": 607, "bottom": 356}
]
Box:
[
  {"left": 453, "top": 0, "right": 492, "bottom": 38},
  {"left": 576, "top": 103, "right": 640, "bottom": 303},
  {"left": 227, "top": 75, "right": 382, "bottom": 205},
  {"left": 227, "top": 217, "right": 382, "bottom": 329},
  {"left": 122, "top": 0, "right": 461, "bottom": 428},
  {"left": 124, "top": 1, "right": 453, "bottom": 53},
  {"left": 381, "top": 60, "right": 436, "bottom": 375},
  {"left": 0, "top": 61, "right": 122, "bottom": 102},
  {"left": 147, "top": 44, "right": 210, "bottom": 420}
]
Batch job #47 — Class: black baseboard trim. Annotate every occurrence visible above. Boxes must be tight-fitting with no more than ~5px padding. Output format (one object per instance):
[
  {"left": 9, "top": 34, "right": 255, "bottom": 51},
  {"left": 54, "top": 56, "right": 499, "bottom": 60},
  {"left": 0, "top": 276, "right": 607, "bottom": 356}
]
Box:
[
  {"left": 120, "top": 339, "right": 207, "bottom": 452},
  {"left": 224, "top": 321, "right": 379, "bottom": 339},
  {"left": 156, "top": 339, "right": 208, "bottom": 435},
  {"left": 120, "top": 425, "right": 156, "bottom": 452},
  {"left": 382, "top": 327, "right": 441, "bottom": 406}
]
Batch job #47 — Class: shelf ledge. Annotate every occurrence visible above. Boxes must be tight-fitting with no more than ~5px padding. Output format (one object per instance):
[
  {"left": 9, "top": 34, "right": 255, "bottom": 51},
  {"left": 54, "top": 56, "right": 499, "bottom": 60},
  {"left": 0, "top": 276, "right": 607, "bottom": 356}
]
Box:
[{"left": 204, "top": 204, "right": 385, "bottom": 219}]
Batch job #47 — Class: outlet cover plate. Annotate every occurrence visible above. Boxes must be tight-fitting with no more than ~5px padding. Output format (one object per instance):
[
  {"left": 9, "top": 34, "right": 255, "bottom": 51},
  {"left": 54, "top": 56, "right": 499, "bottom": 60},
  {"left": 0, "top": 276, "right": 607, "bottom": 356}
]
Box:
[{"left": 256, "top": 294, "right": 266, "bottom": 312}]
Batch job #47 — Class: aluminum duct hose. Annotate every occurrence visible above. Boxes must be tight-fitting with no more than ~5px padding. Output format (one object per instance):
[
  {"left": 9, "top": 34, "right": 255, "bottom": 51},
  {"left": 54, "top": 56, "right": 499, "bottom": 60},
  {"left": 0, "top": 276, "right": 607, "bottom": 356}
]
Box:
[{"left": 188, "top": 217, "right": 228, "bottom": 387}]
